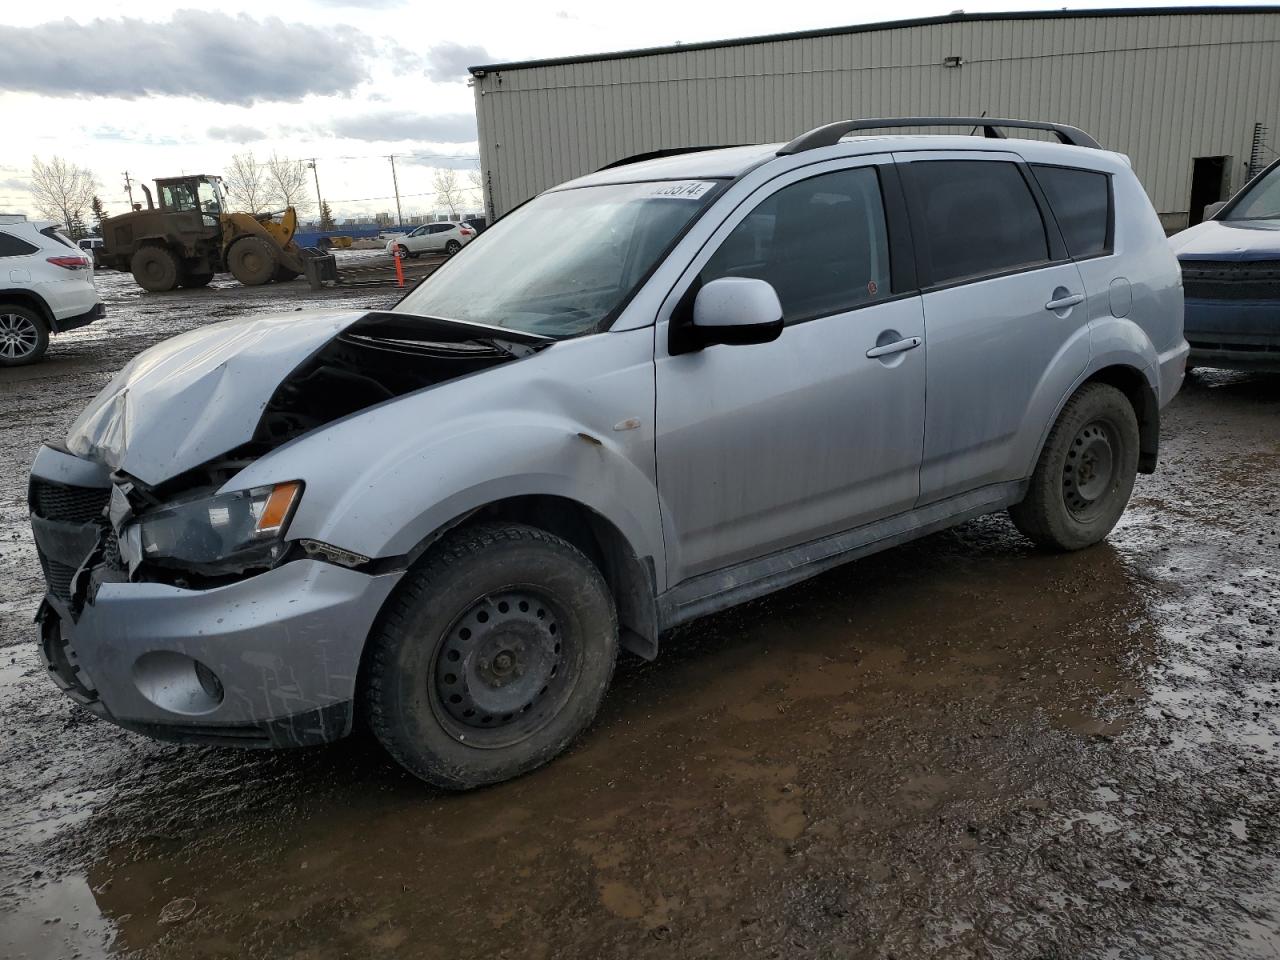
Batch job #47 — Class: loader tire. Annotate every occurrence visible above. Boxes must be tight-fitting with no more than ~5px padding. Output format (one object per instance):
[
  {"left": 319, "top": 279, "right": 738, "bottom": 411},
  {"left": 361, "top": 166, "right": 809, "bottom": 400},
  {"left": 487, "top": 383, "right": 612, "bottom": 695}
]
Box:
[
  {"left": 130, "top": 246, "right": 182, "bottom": 292},
  {"left": 228, "top": 237, "right": 279, "bottom": 286}
]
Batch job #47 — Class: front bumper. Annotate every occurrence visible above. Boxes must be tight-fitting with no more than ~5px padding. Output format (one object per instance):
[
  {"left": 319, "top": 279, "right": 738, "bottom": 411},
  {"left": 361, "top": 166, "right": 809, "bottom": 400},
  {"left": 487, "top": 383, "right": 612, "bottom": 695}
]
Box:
[
  {"left": 1184, "top": 298, "right": 1280, "bottom": 371},
  {"left": 29, "top": 445, "right": 402, "bottom": 747}
]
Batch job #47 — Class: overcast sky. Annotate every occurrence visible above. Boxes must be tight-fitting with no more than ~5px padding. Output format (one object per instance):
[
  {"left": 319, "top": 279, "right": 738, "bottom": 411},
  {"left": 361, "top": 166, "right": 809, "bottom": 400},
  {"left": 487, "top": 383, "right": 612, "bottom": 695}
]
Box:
[{"left": 0, "top": 0, "right": 1271, "bottom": 221}]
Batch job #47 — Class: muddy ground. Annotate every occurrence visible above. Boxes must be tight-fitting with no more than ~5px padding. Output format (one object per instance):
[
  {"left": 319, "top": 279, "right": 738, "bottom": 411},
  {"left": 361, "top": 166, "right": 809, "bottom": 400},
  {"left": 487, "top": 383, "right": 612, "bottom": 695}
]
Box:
[{"left": 1, "top": 270, "right": 1278, "bottom": 959}]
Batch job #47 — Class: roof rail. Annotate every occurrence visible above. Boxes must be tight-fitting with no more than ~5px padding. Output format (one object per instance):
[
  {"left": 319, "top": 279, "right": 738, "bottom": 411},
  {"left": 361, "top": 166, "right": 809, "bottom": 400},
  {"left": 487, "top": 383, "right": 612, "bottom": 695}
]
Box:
[
  {"left": 597, "top": 145, "right": 744, "bottom": 171},
  {"left": 777, "top": 117, "right": 1101, "bottom": 155}
]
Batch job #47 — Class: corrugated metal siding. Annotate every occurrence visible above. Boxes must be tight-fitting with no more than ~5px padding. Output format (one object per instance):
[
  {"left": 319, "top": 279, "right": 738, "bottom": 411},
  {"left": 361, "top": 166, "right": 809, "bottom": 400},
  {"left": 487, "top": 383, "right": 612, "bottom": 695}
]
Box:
[{"left": 473, "top": 11, "right": 1280, "bottom": 224}]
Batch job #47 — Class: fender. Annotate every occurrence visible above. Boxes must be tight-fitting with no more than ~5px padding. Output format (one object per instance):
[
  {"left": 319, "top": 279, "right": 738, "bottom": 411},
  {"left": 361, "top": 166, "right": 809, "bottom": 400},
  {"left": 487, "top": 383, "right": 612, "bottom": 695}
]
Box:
[{"left": 226, "top": 327, "right": 667, "bottom": 589}]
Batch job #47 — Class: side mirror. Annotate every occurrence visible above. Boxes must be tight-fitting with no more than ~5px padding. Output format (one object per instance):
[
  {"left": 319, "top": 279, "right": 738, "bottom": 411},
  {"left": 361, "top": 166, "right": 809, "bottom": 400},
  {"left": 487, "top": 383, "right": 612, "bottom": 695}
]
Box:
[
  {"left": 685, "top": 276, "right": 784, "bottom": 350},
  {"left": 1203, "top": 200, "right": 1228, "bottom": 220}
]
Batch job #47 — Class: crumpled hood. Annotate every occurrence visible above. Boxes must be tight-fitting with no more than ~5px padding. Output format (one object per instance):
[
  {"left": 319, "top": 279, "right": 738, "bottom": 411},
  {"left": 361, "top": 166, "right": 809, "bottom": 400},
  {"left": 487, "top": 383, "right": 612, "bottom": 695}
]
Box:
[
  {"left": 1169, "top": 218, "right": 1280, "bottom": 261},
  {"left": 66, "top": 309, "right": 368, "bottom": 485}
]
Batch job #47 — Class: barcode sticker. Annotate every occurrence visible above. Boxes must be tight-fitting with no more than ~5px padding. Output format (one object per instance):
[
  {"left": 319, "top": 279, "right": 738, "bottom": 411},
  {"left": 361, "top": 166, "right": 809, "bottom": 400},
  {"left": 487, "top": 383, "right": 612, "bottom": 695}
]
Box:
[{"left": 648, "top": 181, "right": 716, "bottom": 199}]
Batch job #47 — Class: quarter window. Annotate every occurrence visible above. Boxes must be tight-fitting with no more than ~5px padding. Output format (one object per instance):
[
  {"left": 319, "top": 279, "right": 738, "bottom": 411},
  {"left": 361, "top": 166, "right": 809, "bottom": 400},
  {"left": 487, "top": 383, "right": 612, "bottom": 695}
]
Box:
[
  {"left": 904, "top": 160, "right": 1050, "bottom": 285},
  {"left": 0, "top": 231, "right": 39, "bottom": 257},
  {"left": 1032, "top": 164, "right": 1112, "bottom": 258},
  {"left": 700, "top": 167, "right": 892, "bottom": 325}
]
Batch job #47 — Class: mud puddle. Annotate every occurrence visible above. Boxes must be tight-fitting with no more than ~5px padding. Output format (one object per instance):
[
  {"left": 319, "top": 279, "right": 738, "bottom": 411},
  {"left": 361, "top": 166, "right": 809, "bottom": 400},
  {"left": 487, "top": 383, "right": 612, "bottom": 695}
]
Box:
[{"left": 1, "top": 274, "right": 1279, "bottom": 958}]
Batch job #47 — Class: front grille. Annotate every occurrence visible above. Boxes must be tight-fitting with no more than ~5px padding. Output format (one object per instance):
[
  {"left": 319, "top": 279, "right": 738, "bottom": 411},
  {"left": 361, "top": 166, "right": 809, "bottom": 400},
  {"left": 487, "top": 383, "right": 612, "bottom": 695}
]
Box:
[
  {"left": 1181, "top": 259, "right": 1280, "bottom": 301},
  {"left": 31, "top": 479, "right": 110, "bottom": 524},
  {"left": 30, "top": 479, "right": 112, "bottom": 602}
]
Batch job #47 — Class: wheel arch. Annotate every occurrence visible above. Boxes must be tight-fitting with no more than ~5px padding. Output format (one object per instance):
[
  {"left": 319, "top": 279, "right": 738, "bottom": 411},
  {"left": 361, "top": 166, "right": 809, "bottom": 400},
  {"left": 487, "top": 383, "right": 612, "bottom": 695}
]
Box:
[
  {"left": 0, "top": 290, "right": 55, "bottom": 330},
  {"left": 397, "top": 494, "right": 660, "bottom": 661},
  {"left": 1081, "top": 364, "right": 1160, "bottom": 473}
]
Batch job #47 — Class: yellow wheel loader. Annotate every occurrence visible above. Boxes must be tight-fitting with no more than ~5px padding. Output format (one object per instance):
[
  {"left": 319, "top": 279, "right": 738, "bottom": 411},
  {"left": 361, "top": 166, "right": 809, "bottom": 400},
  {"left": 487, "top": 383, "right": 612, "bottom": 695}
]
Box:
[{"left": 98, "top": 175, "right": 311, "bottom": 292}]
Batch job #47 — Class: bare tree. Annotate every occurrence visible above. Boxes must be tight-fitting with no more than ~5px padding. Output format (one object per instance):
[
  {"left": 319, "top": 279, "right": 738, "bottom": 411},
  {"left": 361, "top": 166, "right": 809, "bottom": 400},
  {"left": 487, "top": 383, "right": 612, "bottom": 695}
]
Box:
[
  {"left": 263, "top": 153, "right": 314, "bottom": 215},
  {"left": 433, "top": 168, "right": 464, "bottom": 218},
  {"left": 222, "top": 151, "right": 271, "bottom": 214},
  {"left": 30, "top": 156, "right": 98, "bottom": 233},
  {"left": 466, "top": 168, "right": 484, "bottom": 206}
]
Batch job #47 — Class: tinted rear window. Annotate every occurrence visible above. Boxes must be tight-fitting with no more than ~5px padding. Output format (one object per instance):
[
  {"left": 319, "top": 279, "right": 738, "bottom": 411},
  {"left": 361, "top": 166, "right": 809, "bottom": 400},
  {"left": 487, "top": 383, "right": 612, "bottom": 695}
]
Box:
[
  {"left": 40, "top": 226, "right": 78, "bottom": 250},
  {"left": 0, "top": 231, "right": 39, "bottom": 257},
  {"left": 1032, "top": 164, "right": 1112, "bottom": 258},
  {"left": 903, "top": 160, "right": 1050, "bottom": 285}
]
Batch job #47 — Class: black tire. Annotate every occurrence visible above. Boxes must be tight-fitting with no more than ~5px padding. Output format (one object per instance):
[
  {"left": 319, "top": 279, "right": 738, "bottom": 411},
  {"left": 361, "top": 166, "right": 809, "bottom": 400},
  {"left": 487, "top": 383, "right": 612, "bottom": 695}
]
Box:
[
  {"left": 365, "top": 523, "right": 618, "bottom": 790},
  {"left": 180, "top": 272, "right": 214, "bottom": 289},
  {"left": 1009, "top": 383, "right": 1140, "bottom": 551},
  {"left": 397, "top": 244, "right": 417, "bottom": 260},
  {"left": 444, "top": 239, "right": 461, "bottom": 255},
  {"left": 130, "top": 245, "right": 182, "bottom": 292},
  {"left": 227, "top": 237, "right": 278, "bottom": 286},
  {"left": 0, "top": 304, "right": 49, "bottom": 366}
]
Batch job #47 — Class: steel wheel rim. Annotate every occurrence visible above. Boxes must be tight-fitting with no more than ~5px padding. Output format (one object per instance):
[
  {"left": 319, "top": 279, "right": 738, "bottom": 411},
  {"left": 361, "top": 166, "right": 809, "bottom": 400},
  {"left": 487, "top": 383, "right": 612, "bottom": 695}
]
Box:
[
  {"left": 1063, "top": 419, "right": 1118, "bottom": 521},
  {"left": 430, "top": 588, "right": 580, "bottom": 749},
  {"left": 0, "top": 313, "right": 39, "bottom": 359}
]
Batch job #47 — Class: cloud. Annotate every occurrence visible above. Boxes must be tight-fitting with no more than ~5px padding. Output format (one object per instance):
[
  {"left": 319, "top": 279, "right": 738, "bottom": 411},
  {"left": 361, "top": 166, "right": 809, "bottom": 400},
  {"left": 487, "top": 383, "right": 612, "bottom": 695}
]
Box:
[
  {"left": 328, "top": 112, "right": 477, "bottom": 143},
  {"left": 208, "top": 124, "right": 268, "bottom": 143},
  {"left": 0, "top": 12, "right": 371, "bottom": 105},
  {"left": 425, "top": 42, "right": 492, "bottom": 81},
  {"left": 0, "top": 177, "right": 30, "bottom": 194},
  {"left": 401, "top": 151, "right": 482, "bottom": 171}
]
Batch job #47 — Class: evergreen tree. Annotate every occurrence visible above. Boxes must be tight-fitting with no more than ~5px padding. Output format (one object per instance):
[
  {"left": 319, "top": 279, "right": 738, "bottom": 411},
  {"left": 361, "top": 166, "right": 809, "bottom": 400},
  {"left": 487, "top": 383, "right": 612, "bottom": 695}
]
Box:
[
  {"left": 90, "top": 195, "right": 108, "bottom": 233},
  {"left": 319, "top": 200, "right": 335, "bottom": 230}
]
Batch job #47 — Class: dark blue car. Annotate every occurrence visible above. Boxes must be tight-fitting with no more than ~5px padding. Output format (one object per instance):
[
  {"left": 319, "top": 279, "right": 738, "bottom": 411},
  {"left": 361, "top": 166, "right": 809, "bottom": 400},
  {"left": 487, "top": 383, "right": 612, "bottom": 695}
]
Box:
[{"left": 1170, "top": 158, "right": 1280, "bottom": 372}]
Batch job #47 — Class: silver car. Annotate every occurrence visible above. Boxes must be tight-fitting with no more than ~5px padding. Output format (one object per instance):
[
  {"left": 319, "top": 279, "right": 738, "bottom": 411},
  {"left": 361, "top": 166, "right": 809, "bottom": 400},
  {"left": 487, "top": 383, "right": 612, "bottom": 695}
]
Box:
[{"left": 29, "top": 118, "right": 1187, "bottom": 789}]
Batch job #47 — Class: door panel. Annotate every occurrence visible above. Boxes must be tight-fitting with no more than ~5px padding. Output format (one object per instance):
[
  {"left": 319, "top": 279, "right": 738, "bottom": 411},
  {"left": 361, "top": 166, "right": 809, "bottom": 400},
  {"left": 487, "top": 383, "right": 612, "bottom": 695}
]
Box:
[
  {"left": 895, "top": 152, "right": 1089, "bottom": 504},
  {"left": 655, "top": 159, "right": 926, "bottom": 584}
]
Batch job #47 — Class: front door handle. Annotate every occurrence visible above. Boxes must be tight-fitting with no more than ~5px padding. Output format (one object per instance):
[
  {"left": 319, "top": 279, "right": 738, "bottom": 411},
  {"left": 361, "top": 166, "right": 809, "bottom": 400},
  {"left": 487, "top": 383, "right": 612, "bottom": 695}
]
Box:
[
  {"left": 866, "top": 336, "right": 922, "bottom": 359},
  {"left": 1045, "top": 292, "right": 1085, "bottom": 312}
]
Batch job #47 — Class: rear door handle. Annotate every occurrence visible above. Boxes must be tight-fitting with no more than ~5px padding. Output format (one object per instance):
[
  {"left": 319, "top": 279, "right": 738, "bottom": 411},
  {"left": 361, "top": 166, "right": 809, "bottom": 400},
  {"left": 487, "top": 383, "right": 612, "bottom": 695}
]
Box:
[
  {"left": 866, "top": 336, "right": 922, "bottom": 359},
  {"left": 1045, "top": 292, "right": 1085, "bottom": 311}
]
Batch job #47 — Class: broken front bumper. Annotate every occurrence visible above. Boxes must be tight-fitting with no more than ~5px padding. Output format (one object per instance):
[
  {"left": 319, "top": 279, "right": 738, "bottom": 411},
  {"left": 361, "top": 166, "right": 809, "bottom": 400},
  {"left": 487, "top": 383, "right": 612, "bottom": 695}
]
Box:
[{"left": 29, "top": 444, "right": 402, "bottom": 747}]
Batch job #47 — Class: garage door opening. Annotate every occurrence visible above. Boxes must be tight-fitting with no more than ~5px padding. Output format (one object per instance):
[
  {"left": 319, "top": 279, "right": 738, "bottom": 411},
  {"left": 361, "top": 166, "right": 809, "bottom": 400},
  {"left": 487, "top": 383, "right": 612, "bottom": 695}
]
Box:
[{"left": 1189, "top": 156, "right": 1230, "bottom": 225}]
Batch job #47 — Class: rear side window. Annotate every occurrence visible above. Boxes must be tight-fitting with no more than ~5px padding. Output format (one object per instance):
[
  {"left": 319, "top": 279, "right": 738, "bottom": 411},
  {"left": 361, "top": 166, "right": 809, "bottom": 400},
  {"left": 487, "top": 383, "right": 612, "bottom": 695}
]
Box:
[
  {"left": 903, "top": 160, "right": 1050, "bottom": 285},
  {"left": 0, "top": 231, "right": 39, "bottom": 258},
  {"left": 1032, "top": 164, "right": 1112, "bottom": 258},
  {"left": 700, "top": 166, "right": 892, "bottom": 324},
  {"left": 40, "top": 226, "right": 78, "bottom": 250}
]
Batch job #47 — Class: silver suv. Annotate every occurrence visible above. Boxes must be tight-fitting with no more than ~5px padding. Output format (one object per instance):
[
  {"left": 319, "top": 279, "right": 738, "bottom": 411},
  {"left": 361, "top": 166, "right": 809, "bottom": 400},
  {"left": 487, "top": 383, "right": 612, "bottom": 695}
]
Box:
[{"left": 29, "top": 118, "right": 1186, "bottom": 789}]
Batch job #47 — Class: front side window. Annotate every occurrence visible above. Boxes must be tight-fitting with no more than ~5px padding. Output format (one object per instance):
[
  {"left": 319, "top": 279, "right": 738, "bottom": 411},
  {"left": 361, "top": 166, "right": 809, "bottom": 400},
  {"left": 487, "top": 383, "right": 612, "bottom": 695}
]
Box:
[
  {"left": 196, "top": 179, "right": 222, "bottom": 215},
  {"left": 904, "top": 160, "right": 1050, "bottom": 285},
  {"left": 1032, "top": 164, "right": 1111, "bottom": 258},
  {"left": 1224, "top": 163, "right": 1280, "bottom": 221},
  {"left": 699, "top": 167, "right": 892, "bottom": 324},
  {"left": 395, "top": 180, "right": 720, "bottom": 338},
  {"left": 161, "top": 183, "right": 198, "bottom": 212}
]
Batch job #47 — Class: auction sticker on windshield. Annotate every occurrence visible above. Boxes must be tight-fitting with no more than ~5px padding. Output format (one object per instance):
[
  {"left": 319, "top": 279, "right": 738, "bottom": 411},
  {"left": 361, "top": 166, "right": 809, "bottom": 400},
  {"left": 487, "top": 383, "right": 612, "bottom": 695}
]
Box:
[{"left": 649, "top": 181, "right": 716, "bottom": 199}]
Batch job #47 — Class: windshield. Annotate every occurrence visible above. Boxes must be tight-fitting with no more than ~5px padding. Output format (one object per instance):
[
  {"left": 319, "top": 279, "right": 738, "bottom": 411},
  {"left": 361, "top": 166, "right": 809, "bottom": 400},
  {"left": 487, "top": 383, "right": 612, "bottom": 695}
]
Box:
[
  {"left": 394, "top": 180, "right": 721, "bottom": 338},
  {"left": 1224, "top": 163, "right": 1280, "bottom": 220}
]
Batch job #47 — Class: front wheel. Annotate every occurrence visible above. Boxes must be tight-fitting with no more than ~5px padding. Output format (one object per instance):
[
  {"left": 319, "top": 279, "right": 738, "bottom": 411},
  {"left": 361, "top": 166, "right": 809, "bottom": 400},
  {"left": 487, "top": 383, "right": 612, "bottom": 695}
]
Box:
[
  {"left": 364, "top": 523, "right": 618, "bottom": 790},
  {"left": 227, "top": 237, "right": 278, "bottom": 286},
  {"left": 1009, "top": 382, "right": 1140, "bottom": 551}
]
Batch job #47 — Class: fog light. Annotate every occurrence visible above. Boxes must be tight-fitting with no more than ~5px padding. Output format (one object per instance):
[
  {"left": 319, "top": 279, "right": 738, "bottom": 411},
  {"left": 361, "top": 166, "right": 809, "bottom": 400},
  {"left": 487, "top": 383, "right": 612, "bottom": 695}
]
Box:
[{"left": 194, "top": 660, "right": 224, "bottom": 703}]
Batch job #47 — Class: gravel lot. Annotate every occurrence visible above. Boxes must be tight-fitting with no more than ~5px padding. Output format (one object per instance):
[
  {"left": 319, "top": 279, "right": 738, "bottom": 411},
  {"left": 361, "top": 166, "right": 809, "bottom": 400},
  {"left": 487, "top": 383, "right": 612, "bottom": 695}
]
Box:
[{"left": 1, "top": 271, "right": 1278, "bottom": 959}]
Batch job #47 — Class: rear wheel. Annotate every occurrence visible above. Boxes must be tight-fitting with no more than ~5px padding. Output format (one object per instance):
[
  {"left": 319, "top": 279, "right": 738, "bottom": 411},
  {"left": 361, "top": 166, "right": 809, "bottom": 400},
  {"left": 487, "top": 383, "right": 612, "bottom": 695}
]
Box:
[
  {"left": 365, "top": 523, "right": 618, "bottom": 790},
  {"left": 1009, "top": 383, "right": 1140, "bottom": 551},
  {"left": 130, "top": 245, "right": 182, "bottom": 292},
  {"left": 227, "top": 237, "right": 279, "bottom": 286},
  {"left": 444, "top": 239, "right": 462, "bottom": 255},
  {"left": 180, "top": 272, "right": 214, "bottom": 289},
  {"left": 0, "top": 305, "right": 49, "bottom": 366}
]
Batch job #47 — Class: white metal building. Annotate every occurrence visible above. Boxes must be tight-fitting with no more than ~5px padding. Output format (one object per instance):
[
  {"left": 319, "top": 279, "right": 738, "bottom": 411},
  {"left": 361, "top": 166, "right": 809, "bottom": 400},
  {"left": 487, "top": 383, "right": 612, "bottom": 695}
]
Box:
[{"left": 469, "top": 6, "right": 1280, "bottom": 229}]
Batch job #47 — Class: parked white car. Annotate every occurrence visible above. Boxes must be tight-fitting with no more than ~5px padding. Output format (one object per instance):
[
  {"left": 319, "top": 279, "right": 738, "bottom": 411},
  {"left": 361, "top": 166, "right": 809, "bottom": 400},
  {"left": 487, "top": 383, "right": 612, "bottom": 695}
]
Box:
[
  {"left": 385, "top": 222, "right": 475, "bottom": 258},
  {"left": 0, "top": 217, "right": 103, "bottom": 365}
]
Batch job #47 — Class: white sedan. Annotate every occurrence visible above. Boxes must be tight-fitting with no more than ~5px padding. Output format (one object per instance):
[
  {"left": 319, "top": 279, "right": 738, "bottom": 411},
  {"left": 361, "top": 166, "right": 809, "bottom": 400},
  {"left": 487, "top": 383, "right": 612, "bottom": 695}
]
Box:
[{"left": 386, "top": 222, "right": 475, "bottom": 259}]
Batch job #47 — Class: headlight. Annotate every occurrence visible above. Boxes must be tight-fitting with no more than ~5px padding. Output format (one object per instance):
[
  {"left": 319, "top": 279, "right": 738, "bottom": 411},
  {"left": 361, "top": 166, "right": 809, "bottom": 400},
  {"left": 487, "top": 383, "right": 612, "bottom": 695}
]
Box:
[{"left": 134, "top": 481, "right": 302, "bottom": 573}]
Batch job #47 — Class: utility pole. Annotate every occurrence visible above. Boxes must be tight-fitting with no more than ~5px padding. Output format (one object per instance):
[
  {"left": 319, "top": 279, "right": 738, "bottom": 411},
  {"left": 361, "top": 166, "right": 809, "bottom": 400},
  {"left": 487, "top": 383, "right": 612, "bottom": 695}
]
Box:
[
  {"left": 307, "top": 159, "right": 322, "bottom": 222},
  {"left": 123, "top": 171, "right": 134, "bottom": 208},
  {"left": 389, "top": 155, "right": 403, "bottom": 227}
]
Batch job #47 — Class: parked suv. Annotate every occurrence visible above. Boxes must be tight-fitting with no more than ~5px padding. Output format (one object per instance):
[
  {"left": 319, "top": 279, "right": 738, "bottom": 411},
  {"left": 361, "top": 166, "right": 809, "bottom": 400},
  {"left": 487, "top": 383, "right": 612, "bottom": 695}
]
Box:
[
  {"left": 1170, "top": 156, "right": 1280, "bottom": 372},
  {"left": 1, "top": 217, "right": 103, "bottom": 365},
  {"left": 386, "top": 221, "right": 474, "bottom": 258},
  {"left": 29, "top": 118, "right": 1185, "bottom": 789}
]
